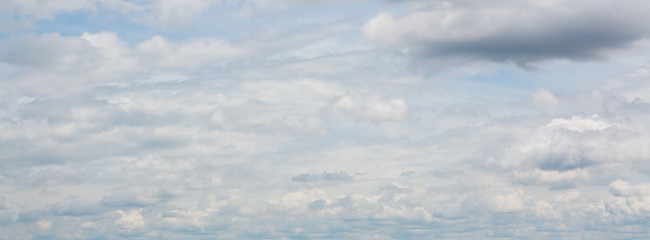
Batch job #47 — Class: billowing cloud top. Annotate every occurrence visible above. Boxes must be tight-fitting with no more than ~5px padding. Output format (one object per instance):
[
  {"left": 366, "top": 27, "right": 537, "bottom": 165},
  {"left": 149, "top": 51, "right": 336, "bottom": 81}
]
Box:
[{"left": 1, "top": 0, "right": 650, "bottom": 239}]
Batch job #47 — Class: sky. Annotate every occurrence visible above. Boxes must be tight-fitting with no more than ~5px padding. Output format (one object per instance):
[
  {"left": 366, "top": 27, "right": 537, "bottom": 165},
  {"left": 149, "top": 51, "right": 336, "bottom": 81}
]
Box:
[{"left": 1, "top": 0, "right": 650, "bottom": 239}]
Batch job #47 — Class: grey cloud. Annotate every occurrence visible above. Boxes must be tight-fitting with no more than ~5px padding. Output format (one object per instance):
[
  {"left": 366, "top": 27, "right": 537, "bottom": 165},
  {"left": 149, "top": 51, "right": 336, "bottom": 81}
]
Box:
[
  {"left": 0, "top": 33, "right": 96, "bottom": 70},
  {"left": 364, "top": 0, "right": 650, "bottom": 69},
  {"left": 14, "top": 209, "right": 49, "bottom": 223},
  {"left": 537, "top": 154, "right": 593, "bottom": 172},
  {"left": 514, "top": 169, "right": 588, "bottom": 190},
  {"left": 292, "top": 171, "right": 353, "bottom": 182},
  {"left": 0, "top": 196, "right": 7, "bottom": 210},
  {"left": 49, "top": 197, "right": 104, "bottom": 217},
  {"left": 400, "top": 170, "right": 416, "bottom": 177},
  {"left": 5, "top": 69, "right": 650, "bottom": 238},
  {"left": 4, "top": 1, "right": 650, "bottom": 238},
  {"left": 308, "top": 199, "right": 326, "bottom": 209},
  {"left": 100, "top": 192, "right": 158, "bottom": 208}
]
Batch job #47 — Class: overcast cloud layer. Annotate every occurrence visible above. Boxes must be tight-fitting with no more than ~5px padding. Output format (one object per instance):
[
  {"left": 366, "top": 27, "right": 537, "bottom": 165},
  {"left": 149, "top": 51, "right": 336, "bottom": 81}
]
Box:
[{"left": 2, "top": 0, "right": 650, "bottom": 239}]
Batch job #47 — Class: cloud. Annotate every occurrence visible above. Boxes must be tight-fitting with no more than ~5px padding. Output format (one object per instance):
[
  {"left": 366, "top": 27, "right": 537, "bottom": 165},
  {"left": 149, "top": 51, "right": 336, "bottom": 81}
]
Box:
[
  {"left": 0, "top": 196, "right": 8, "bottom": 210},
  {"left": 49, "top": 197, "right": 104, "bottom": 216},
  {"left": 333, "top": 93, "right": 407, "bottom": 122},
  {"left": 515, "top": 168, "right": 589, "bottom": 189},
  {"left": 144, "top": 0, "right": 213, "bottom": 30},
  {"left": 482, "top": 189, "right": 529, "bottom": 213},
  {"left": 607, "top": 180, "right": 650, "bottom": 219},
  {"left": 114, "top": 209, "right": 146, "bottom": 229},
  {"left": 5, "top": 53, "right": 650, "bottom": 238},
  {"left": 37, "top": 220, "right": 52, "bottom": 230},
  {"left": 500, "top": 114, "right": 618, "bottom": 171},
  {"left": 291, "top": 172, "right": 353, "bottom": 182},
  {"left": 136, "top": 35, "right": 248, "bottom": 69},
  {"left": 0, "top": 31, "right": 253, "bottom": 95},
  {"left": 0, "top": 33, "right": 96, "bottom": 70},
  {"left": 531, "top": 89, "right": 560, "bottom": 112},
  {"left": 3, "top": 1, "right": 650, "bottom": 239},
  {"left": 609, "top": 179, "right": 650, "bottom": 197},
  {"left": 101, "top": 192, "right": 158, "bottom": 208},
  {"left": 363, "top": 0, "right": 650, "bottom": 69}
]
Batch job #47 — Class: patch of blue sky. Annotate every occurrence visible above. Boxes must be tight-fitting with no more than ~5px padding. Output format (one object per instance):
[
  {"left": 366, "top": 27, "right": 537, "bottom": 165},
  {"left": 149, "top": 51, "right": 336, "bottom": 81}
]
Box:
[
  {"left": 190, "top": 0, "right": 405, "bottom": 41},
  {"left": 525, "top": 59, "right": 646, "bottom": 93},
  {"left": 27, "top": 10, "right": 152, "bottom": 42}
]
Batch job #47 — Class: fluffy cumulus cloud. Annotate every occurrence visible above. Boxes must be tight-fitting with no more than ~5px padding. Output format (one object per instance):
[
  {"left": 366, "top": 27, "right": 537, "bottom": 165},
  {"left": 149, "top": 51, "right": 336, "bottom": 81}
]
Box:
[{"left": 2, "top": 0, "right": 650, "bottom": 239}]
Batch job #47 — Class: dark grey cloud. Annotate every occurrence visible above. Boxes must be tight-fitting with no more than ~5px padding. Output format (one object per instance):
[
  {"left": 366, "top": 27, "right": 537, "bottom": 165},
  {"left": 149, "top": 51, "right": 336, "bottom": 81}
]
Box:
[
  {"left": 50, "top": 197, "right": 104, "bottom": 217},
  {"left": 364, "top": 0, "right": 650, "bottom": 69}
]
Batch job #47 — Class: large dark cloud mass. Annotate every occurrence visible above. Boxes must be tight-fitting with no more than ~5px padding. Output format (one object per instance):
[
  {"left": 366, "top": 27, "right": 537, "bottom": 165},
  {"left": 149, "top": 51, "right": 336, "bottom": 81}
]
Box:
[{"left": 364, "top": 0, "right": 650, "bottom": 68}]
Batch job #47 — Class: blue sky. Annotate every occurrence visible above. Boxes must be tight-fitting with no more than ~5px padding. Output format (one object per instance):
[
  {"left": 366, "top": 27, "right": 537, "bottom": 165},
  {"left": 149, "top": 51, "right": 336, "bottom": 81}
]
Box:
[{"left": 2, "top": 0, "right": 650, "bottom": 239}]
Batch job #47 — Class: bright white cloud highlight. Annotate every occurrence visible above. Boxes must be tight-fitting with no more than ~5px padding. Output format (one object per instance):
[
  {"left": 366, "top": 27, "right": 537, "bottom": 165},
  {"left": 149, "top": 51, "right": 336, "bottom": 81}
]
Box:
[{"left": 333, "top": 94, "right": 407, "bottom": 122}]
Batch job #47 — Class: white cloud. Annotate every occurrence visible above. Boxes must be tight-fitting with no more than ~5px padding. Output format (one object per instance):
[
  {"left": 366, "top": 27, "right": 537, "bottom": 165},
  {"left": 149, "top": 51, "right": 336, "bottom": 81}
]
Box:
[
  {"left": 3, "top": 1, "right": 650, "bottom": 239},
  {"left": 148, "top": 0, "right": 213, "bottom": 30},
  {"left": 136, "top": 35, "right": 248, "bottom": 69},
  {"left": 0, "top": 31, "right": 255, "bottom": 96},
  {"left": 607, "top": 180, "right": 650, "bottom": 218},
  {"left": 37, "top": 220, "right": 53, "bottom": 230},
  {"left": 545, "top": 114, "right": 612, "bottom": 133},
  {"left": 609, "top": 179, "right": 650, "bottom": 197},
  {"left": 484, "top": 189, "right": 529, "bottom": 213},
  {"left": 534, "top": 200, "right": 560, "bottom": 219},
  {"left": 499, "top": 114, "right": 623, "bottom": 171},
  {"left": 80, "top": 31, "right": 137, "bottom": 76},
  {"left": 114, "top": 209, "right": 146, "bottom": 229},
  {"left": 333, "top": 93, "right": 407, "bottom": 122},
  {"left": 531, "top": 89, "right": 560, "bottom": 112},
  {"left": 515, "top": 169, "right": 589, "bottom": 188}
]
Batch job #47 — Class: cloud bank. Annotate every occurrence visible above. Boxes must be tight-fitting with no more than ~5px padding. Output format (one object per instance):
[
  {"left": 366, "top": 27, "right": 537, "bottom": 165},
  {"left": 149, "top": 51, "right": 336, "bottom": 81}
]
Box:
[{"left": 1, "top": 0, "right": 650, "bottom": 239}]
